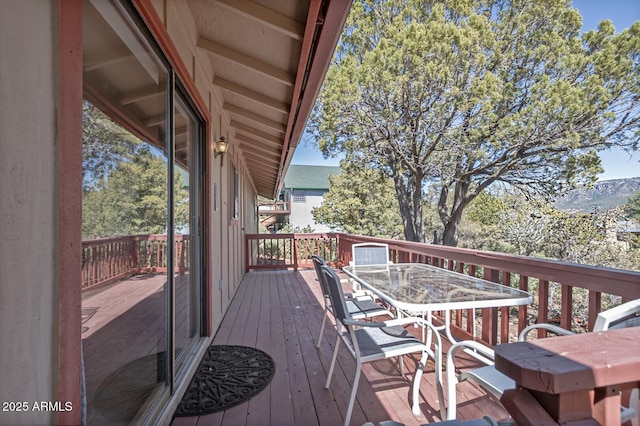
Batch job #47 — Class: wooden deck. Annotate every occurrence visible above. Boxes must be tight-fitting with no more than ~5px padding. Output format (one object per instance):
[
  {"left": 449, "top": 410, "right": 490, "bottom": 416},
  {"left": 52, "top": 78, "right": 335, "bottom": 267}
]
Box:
[{"left": 172, "top": 269, "right": 509, "bottom": 426}]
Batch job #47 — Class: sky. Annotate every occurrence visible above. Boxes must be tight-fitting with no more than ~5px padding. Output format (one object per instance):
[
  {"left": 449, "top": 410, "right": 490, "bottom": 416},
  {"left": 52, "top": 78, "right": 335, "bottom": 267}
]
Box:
[{"left": 292, "top": 0, "right": 640, "bottom": 181}]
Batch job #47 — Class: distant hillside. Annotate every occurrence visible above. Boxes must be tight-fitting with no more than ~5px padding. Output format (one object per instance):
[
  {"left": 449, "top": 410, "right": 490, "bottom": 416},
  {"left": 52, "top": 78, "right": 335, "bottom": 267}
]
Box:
[{"left": 555, "top": 177, "right": 640, "bottom": 212}]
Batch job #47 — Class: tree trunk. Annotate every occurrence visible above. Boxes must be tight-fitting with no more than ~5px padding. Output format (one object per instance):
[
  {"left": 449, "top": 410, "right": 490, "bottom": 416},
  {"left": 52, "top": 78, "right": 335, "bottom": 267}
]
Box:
[
  {"left": 439, "top": 179, "right": 469, "bottom": 247},
  {"left": 392, "top": 171, "right": 425, "bottom": 242},
  {"left": 442, "top": 218, "right": 461, "bottom": 246}
]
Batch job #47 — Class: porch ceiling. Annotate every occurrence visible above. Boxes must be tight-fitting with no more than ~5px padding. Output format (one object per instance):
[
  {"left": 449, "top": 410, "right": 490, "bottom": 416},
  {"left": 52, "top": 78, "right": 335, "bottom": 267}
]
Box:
[
  {"left": 190, "top": 0, "right": 351, "bottom": 198},
  {"left": 82, "top": 0, "right": 349, "bottom": 199}
]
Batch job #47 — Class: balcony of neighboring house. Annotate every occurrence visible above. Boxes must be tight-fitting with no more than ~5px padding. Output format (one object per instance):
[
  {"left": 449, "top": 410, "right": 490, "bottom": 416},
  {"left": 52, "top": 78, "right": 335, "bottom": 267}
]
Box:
[
  {"left": 258, "top": 201, "right": 292, "bottom": 233},
  {"left": 83, "top": 232, "right": 640, "bottom": 425}
]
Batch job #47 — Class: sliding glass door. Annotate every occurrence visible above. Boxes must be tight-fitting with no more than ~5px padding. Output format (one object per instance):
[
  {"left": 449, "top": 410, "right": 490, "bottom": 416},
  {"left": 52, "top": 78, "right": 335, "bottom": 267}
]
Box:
[
  {"left": 173, "top": 92, "right": 204, "bottom": 373},
  {"left": 81, "top": 1, "right": 205, "bottom": 422}
]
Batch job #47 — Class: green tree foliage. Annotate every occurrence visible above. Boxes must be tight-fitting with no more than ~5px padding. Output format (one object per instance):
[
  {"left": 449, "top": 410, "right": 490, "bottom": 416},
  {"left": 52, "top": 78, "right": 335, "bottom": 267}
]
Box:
[
  {"left": 83, "top": 102, "right": 190, "bottom": 239},
  {"left": 465, "top": 191, "right": 508, "bottom": 227},
  {"left": 312, "top": 163, "right": 404, "bottom": 238},
  {"left": 627, "top": 192, "right": 640, "bottom": 220},
  {"left": 457, "top": 191, "right": 513, "bottom": 252},
  {"left": 82, "top": 101, "right": 147, "bottom": 190},
  {"left": 82, "top": 151, "right": 189, "bottom": 238},
  {"left": 311, "top": 0, "right": 640, "bottom": 246}
]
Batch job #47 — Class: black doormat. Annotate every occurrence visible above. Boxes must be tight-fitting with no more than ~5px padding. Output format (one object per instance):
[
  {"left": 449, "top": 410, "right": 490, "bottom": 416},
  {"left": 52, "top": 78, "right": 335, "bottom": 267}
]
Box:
[{"left": 174, "top": 345, "right": 276, "bottom": 417}]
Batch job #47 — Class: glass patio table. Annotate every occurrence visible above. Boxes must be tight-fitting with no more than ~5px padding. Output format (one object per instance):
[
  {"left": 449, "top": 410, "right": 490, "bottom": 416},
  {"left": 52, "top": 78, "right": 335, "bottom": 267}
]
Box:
[{"left": 342, "top": 263, "right": 532, "bottom": 343}]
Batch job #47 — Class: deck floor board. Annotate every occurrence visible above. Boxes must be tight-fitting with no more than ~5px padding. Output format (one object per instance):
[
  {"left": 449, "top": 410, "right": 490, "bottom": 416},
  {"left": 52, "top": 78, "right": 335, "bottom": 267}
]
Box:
[
  {"left": 82, "top": 268, "right": 510, "bottom": 425},
  {"left": 173, "top": 269, "right": 509, "bottom": 425}
]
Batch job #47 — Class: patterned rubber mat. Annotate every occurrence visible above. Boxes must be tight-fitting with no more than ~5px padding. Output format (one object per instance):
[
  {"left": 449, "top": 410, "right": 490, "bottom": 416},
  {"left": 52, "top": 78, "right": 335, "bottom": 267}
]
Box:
[{"left": 174, "top": 345, "right": 276, "bottom": 417}]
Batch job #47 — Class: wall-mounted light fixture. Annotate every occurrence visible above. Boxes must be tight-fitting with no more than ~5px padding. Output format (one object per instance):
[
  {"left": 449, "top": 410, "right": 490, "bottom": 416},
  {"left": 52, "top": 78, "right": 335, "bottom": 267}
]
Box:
[{"left": 214, "top": 136, "right": 228, "bottom": 166}]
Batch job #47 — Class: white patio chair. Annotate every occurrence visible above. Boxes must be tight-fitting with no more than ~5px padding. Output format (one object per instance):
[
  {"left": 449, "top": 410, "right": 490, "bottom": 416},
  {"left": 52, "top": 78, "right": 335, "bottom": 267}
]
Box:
[
  {"left": 321, "top": 264, "right": 446, "bottom": 426},
  {"left": 349, "top": 242, "right": 392, "bottom": 292},
  {"left": 445, "top": 298, "right": 640, "bottom": 423},
  {"left": 351, "top": 242, "right": 391, "bottom": 266},
  {"left": 312, "top": 255, "right": 393, "bottom": 349}
]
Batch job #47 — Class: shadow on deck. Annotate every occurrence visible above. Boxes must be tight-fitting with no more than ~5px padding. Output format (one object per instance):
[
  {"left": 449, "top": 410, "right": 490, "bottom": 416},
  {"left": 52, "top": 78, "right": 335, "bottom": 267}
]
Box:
[{"left": 171, "top": 269, "right": 508, "bottom": 426}]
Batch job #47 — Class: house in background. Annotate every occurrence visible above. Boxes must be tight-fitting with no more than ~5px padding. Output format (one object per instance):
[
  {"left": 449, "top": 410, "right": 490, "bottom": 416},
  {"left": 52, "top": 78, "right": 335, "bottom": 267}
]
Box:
[{"left": 278, "top": 164, "right": 340, "bottom": 232}]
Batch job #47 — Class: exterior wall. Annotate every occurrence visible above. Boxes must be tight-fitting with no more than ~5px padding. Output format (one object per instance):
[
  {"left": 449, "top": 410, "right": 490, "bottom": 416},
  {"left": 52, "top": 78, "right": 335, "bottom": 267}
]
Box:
[
  {"left": 0, "top": 2, "right": 60, "bottom": 424},
  {"left": 289, "top": 189, "right": 333, "bottom": 232}
]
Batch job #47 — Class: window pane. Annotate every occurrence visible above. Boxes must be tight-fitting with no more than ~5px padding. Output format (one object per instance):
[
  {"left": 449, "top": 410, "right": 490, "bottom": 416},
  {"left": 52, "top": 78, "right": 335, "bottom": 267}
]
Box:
[
  {"left": 174, "top": 96, "right": 201, "bottom": 370},
  {"left": 292, "top": 190, "right": 306, "bottom": 203},
  {"left": 233, "top": 167, "right": 239, "bottom": 219},
  {"left": 82, "top": 1, "right": 169, "bottom": 423}
]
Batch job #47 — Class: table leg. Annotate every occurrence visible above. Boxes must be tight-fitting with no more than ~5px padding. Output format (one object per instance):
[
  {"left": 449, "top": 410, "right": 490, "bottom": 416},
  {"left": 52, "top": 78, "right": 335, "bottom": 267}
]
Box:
[{"left": 593, "top": 386, "right": 622, "bottom": 425}]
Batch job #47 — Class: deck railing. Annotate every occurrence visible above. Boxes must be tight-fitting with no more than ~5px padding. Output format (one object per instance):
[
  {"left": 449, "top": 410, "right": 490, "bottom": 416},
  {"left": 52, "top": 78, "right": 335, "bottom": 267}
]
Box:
[
  {"left": 257, "top": 201, "right": 291, "bottom": 213},
  {"left": 81, "top": 234, "right": 190, "bottom": 290},
  {"left": 244, "top": 233, "right": 338, "bottom": 270},
  {"left": 245, "top": 232, "right": 640, "bottom": 347}
]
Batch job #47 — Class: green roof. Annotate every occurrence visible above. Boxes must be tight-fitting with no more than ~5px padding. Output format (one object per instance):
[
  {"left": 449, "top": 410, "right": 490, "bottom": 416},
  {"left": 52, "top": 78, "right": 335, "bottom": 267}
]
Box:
[{"left": 283, "top": 165, "right": 341, "bottom": 190}]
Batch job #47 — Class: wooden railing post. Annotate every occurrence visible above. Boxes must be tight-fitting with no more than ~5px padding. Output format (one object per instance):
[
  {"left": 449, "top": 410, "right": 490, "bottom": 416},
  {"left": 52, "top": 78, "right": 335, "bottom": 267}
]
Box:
[
  {"left": 518, "top": 275, "right": 529, "bottom": 334},
  {"left": 537, "top": 280, "right": 550, "bottom": 338},
  {"left": 482, "top": 268, "right": 500, "bottom": 345},
  {"left": 245, "top": 235, "right": 250, "bottom": 272},
  {"left": 560, "top": 284, "right": 573, "bottom": 330},
  {"left": 588, "top": 291, "right": 602, "bottom": 332},
  {"left": 292, "top": 234, "right": 298, "bottom": 270}
]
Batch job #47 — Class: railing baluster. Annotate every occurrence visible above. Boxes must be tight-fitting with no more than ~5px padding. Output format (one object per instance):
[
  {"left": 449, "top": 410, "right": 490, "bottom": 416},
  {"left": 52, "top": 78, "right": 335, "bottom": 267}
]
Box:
[
  {"left": 588, "top": 291, "right": 602, "bottom": 332},
  {"left": 501, "top": 272, "right": 512, "bottom": 343},
  {"left": 560, "top": 284, "right": 573, "bottom": 330},
  {"left": 538, "top": 280, "right": 550, "bottom": 338},
  {"left": 519, "top": 275, "right": 529, "bottom": 334},
  {"left": 482, "top": 268, "right": 500, "bottom": 345}
]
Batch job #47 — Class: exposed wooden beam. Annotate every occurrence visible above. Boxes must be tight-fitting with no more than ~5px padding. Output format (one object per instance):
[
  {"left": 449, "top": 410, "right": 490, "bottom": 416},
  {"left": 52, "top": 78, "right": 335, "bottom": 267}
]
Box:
[
  {"left": 244, "top": 148, "right": 279, "bottom": 161},
  {"left": 146, "top": 113, "right": 166, "bottom": 127},
  {"left": 213, "top": 77, "right": 289, "bottom": 114},
  {"left": 119, "top": 85, "right": 165, "bottom": 105},
  {"left": 243, "top": 152, "right": 280, "bottom": 166},
  {"left": 238, "top": 141, "right": 281, "bottom": 160},
  {"left": 90, "top": 0, "right": 160, "bottom": 83},
  {"left": 242, "top": 160, "right": 280, "bottom": 175},
  {"left": 251, "top": 181, "right": 271, "bottom": 188},
  {"left": 255, "top": 187, "right": 275, "bottom": 198},
  {"left": 246, "top": 169, "right": 279, "bottom": 182},
  {"left": 247, "top": 163, "right": 278, "bottom": 176},
  {"left": 247, "top": 165, "right": 279, "bottom": 179},
  {"left": 247, "top": 170, "right": 278, "bottom": 185},
  {"left": 232, "top": 120, "right": 283, "bottom": 146},
  {"left": 240, "top": 148, "right": 280, "bottom": 163},
  {"left": 214, "top": 0, "right": 304, "bottom": 40},
  {"left": 224, "top": 102, "right": 286, "bottom": 134},
  {"left": 83, "top": 46, "right": 133, "bottom": 72},
  {"left": 239, "top": 136, "right": 280, "bottom": 153},
  {"left": 251, "top": 178, "right": 274, "bottom": 188},
  {"left": 197, "top": 37, "right": 294, "bottom": 86},
  {"left": 175, "top": 126, "right": 188, "bottom": 137}
]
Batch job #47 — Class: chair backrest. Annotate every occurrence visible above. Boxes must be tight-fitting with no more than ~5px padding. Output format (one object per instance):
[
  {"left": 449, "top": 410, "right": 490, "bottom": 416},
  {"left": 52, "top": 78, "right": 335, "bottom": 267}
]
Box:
[
  {"left": 311, "top": 255, "right": 330, "bottom": 297},
  {"left": 351, "top": 242, "right": 390, "bottom": 266},
  {"left": 321, "top": 264, "right": 352, "bottom": 326},
  {"left": 594, "top": 298, "right": 640, "bottom": 331}
]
